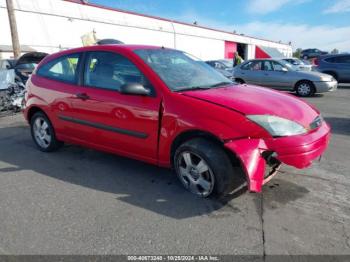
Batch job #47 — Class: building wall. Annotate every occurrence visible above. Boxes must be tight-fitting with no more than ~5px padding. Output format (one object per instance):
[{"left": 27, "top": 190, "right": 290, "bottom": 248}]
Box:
[
  {"left": 224, "top": 41, "right": 237, "bottom": 59},
  {"left": 255, "top": 46, "right": 271, "bottom": 59},
  {"left": 0, "top": 0, "right": 292, "bottom": 59}
]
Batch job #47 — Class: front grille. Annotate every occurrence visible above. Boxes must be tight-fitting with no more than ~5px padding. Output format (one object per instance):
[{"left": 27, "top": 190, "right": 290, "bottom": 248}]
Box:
[{"left": 310, "top": 115, "right": 323, "bottom": 130}]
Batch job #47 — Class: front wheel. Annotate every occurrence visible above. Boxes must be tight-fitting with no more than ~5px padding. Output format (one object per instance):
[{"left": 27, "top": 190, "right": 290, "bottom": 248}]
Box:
[
  {"left": 30, "top": 111, "right": 63, "bottom": 152},
  {"left": 174, "top": 138, "right": 236, "bottom": 198},
  {"left": 295, "top": 81, "right": 315, "bottom": 97}
]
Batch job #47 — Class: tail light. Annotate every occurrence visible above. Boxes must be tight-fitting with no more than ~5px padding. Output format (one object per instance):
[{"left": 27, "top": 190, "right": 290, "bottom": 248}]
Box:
[{"left": 314, "top": 58, "right": 319, "bottom": 66}]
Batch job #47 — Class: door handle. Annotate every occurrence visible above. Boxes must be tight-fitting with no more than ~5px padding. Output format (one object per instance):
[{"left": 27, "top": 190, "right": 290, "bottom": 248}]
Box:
[{"left": 75, "top": 93, "right": 90, "bottom": 100}]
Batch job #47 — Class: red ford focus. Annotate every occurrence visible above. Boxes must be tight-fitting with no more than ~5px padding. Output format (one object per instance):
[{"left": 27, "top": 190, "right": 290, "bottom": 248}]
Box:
[{"left": 23, "top": 45, "right": 330, "bottom": 197}]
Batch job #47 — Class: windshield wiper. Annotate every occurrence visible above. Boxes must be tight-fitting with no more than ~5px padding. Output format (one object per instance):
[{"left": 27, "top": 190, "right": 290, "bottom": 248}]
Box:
[
  {"left": 176, "top": 82, "right": 232, "bottom": 92},
  {"left": 176, "top": 86, "right": 212, "bottom": 92},
  {"left": 209, "top": 81, "right": 232, "bottom": 88}
]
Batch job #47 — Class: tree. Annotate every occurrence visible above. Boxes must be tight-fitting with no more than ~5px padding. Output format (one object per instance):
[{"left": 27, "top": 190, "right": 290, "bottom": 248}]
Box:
[
  {"left": 293, "top": 48, "right": 303, "bottom": 58},
  {"left": 331, "top": 48, "right": 339, "bottom": 54}
]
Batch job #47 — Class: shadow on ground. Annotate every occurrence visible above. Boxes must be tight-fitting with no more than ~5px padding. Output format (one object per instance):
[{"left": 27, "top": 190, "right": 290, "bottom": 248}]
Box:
[
  {"left": 324, "top": 117, "right": 350, "bottom": 136},
  {"left": 0, "top": 123, "right": 310, "bottom": 219}
]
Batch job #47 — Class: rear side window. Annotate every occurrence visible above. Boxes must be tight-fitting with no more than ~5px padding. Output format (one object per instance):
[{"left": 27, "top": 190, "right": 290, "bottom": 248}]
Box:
[
  {"left": 241, "top": 61, "right": 262, "bottom": 71},
  {"left": 84, "top": 51, "right": 150, "bottom": 91},
  {"left": 37, "top": 53, "right": 80, "bottom": 83}
]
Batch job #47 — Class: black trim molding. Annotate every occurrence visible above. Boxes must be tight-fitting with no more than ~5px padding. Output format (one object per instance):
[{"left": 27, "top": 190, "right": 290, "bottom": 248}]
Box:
[{"left": 58, "top": 115, "right": 148, "bottom": 139}]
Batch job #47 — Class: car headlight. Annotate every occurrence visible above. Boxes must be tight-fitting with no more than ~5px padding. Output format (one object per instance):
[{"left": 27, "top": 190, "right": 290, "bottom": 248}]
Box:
[{"left": 247, "top": 115, "right": 307, "bottom": 137}]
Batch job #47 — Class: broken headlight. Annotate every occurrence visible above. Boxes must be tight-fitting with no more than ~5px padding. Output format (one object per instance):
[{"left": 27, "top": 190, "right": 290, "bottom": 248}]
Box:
[{"left": 247, "top": 115, "right": 307, "bottom": 137}]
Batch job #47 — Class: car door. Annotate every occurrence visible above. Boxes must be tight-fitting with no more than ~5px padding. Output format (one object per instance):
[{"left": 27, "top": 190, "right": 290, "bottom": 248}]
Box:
[
  {"left": 261, "top": 60, "right": 291, "bottom": 90},
  {"left": 34, "top": 52, "right": 86, "bottom": 139},
  {"left": 335, "top": 55, "right": 350, "bottom": 83},
  {"left": 66, "top": 51, "right": 161, "bottom": 162},
  {"left": 238, "top": 60, "right": 264, "bottom": 85}
]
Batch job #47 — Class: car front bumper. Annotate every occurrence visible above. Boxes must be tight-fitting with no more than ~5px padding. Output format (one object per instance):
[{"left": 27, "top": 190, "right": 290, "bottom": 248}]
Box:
[
  {"left": 314, "top": 80, "right": 338, "bottom": 93},
  {"left": 224, "top": 122, "right": 331, "bottom": 192}
]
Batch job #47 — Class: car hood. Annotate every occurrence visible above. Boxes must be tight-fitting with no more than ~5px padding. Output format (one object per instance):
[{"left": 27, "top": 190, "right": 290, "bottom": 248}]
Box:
[
  {"left": 182, "top": 84, "right": 319, "bottom": 126},
  {"left": 15, "top": 52, "right": 48, "bottom": 66}
]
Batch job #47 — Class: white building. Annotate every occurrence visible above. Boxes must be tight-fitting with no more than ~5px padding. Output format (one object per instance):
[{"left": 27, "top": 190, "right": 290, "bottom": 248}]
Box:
[{"left": 0, "top": 0, "right": 293, "bottom": 60}]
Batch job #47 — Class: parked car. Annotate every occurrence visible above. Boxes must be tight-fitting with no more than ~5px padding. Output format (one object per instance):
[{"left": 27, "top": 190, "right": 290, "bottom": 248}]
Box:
[
  {"left": 315, "top": 54, "right": 350, "bottom": 83},
  {"left": 301, "top": 49, "right": 328, "bottom": 60},
  {"left": 206, "top": 59, "right": 234, "bottom": 80},
  {"left": 282, "top": 58, "right": 313, "bottom": 71},
  {"left": 234, "top": 59, "right": 337, "bottom": 97},
  {"left": 24, "top": 45, "right": 330, "bottom": 197},
  {"left": 0, "top": 52, "right": 47, "bottom": 112},
  {"left": 0, "top": 52, "right": 48, "bottom": 84}
]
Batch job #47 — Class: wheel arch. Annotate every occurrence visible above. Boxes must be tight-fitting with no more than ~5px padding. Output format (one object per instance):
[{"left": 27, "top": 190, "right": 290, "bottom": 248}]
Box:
[
  {"left": 27, "top": 106, "right": 47, "bottom": 123},
  {"left": 170, "top": 129, "right": 242, "bottom": 169},
  {"left": 294, "top": 79, "right": 316, "bottom": 92}
]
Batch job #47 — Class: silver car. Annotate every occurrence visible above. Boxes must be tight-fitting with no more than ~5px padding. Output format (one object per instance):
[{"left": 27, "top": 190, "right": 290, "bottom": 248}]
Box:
[
  {"left": 206, "top": 60, "right": 235, "bottom": 80},
  {"left": 282, "top": 58, "right": 313, "bottom": 71},
  {"left": 234, "top": 59, "right": 337, "bottom": 97}
]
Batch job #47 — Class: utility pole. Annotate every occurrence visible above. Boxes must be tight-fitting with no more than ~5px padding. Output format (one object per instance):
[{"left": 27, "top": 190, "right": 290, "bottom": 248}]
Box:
[{"left": 6, "top": 0, "right": 21, "bottom": 58}]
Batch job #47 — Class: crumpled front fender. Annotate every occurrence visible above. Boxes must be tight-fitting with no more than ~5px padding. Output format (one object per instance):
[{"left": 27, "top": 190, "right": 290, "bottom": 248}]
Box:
[{"left": 225, "top": 139, "right": 268, "bottom": 193}]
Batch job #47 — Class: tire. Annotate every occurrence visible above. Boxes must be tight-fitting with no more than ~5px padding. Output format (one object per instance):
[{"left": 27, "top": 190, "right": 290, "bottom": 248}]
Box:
[
  {"left": 235, "top": 78, "right": 245, "bottom": 84},
  {"left": 174, "top": 138, "right": 236, "bottom": 198},
  {"left": 295, "top": 81, "right": 315, "bottom": 97},
  {"left": 30, "top": 111, "right": 63, "bottom": 152}
]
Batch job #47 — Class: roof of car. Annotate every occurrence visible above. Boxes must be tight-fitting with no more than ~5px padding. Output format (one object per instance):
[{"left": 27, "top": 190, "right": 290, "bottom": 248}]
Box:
[
  {"left": 246, "top": 58, "right": 280, "bottom": 61},
  {"left": 39, "top": 44, "right": 174, "bottom": 65},
  {"left": 67, "top": 44, "right": 167, "bottom": 53},
  {"left": 319, "top": 53, "right": 349, "bottom": 58}
]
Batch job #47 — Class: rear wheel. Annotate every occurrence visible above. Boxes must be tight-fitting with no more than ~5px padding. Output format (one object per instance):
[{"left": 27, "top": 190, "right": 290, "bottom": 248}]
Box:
[
  {"left": 30, "top": 111, "right": 63, "bottom": 152},
  {"left": 235, "top": 78, "right": 245, "bottom": 84},
  {"left": 295, "top": 81, "right": 315, "bottom": 97},
  {"left": 174, "top": 138, "right": 236, "bottom": 198}
]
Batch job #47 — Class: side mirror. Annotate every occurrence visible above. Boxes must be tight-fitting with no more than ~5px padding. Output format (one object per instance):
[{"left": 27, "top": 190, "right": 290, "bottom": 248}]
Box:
[{"left": 120, "top": 83, "right": 151, "bottom": 96}]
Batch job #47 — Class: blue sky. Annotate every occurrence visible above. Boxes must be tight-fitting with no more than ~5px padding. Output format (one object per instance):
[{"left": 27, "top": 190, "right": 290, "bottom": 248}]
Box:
[{"left": 90, "top": 0, "right": 350, "bottom": 51}]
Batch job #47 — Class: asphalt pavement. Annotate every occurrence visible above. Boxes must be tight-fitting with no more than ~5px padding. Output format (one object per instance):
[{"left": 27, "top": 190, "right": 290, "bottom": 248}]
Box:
[{"left": 0, "top": 87, "right": 349, "bottom": 256}]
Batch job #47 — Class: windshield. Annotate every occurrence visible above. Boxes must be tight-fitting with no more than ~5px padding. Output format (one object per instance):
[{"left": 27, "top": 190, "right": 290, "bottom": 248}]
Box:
[
  {"left": 134, "top": 49, "right": 233, "bottom": 91},
  {"left": 284, "top": 59, "right": 301, "bottom": 65}
]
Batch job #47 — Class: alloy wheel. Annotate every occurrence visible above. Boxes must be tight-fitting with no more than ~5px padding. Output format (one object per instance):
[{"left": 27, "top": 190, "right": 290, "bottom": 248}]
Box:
[
  {"left": 33, "top": 117, "right": 52, "bottom": 149},
  {"left": 297, "top": 83, "right": 312, "bottom": 96},
  {"left": 176, "top": 151, "right": 215, "bottom": 197}
]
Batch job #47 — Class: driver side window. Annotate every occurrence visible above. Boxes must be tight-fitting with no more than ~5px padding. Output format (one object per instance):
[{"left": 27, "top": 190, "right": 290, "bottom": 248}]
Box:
[
  {"left": 84, "top": 51, "right": 150, "bottom": 91},
  {"left": 271, "top": 61, "right": 284, "bottom": 71},
  {"left": 241, "top": 61, "right": 262, "bottom": 71}
]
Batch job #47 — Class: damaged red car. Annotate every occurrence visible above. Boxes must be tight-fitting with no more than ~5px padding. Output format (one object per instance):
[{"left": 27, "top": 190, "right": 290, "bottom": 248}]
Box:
[{"left": 23, "top": 45, "right": 331, "bottom": 197}]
